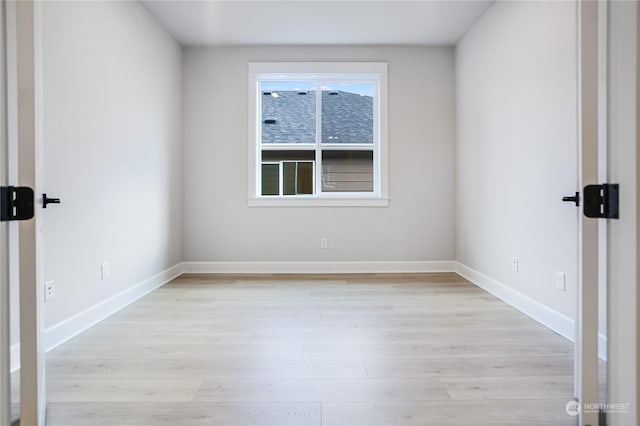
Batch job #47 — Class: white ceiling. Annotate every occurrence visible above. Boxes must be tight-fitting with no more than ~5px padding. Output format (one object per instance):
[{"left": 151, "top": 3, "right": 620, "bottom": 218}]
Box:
[{"left": 141, "top": 0, "right": 494, "bottom": 46}]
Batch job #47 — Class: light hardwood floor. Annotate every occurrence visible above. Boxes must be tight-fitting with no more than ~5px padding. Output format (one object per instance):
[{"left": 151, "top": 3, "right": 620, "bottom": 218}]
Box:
[{"left": 41, "top": 273, "right": 577, "bottom": 425}]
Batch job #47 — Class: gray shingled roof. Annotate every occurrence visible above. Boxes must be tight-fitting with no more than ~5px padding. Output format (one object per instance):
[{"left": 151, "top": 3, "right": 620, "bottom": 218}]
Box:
[{"left": 261, "top": 90, "right": 373, "bottom": 144}]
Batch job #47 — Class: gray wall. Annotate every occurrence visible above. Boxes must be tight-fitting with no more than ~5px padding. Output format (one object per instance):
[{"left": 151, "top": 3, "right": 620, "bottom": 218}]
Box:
[
  {"left": 41, "top": 0, "right": 183, "bottom": 327},
  {"left": 455, "top": 1, "right": 578, "bottom": 319},
  {"left": 183, "top": 46, "right": 456, "bottom": 262}
]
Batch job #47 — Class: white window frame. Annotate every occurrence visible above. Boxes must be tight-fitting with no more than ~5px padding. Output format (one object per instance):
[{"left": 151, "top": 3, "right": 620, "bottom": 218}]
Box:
[{"left": 247, "top": 62, "right": 389, "bottom": 207}]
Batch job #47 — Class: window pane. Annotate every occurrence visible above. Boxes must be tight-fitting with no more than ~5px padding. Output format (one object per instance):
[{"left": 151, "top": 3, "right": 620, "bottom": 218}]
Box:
[
  {"left": 282, "top": 161, "right": 314, "bottom": 195},
  {"left": 322, "top": 150, "right": 373, "bottom": 192},
  {"left": 282, "top": 162, "right": 296, "bottom": 195},
  {"left": 322, "top": 82, "right": 374, "bottom": 144},
  {"left": 260, "top": 81, "right": 316, "bottom": 144},
  {"left": 296, "top": 162, "right": 313, "bottom": 194},
  {"left": 261, "top": 163, "right": 279, "bottom": 196},
  {"left": 262, "top": 151, "right": 315, "bottom": 196}
]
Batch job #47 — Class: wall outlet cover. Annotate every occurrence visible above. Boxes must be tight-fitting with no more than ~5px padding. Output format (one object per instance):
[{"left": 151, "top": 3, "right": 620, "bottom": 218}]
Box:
[
  {"left": 44, "top": 280, "right": 55, "bottom": 302},
  {"left": 555, "top": 271, "right": 566, "bottom": 291},
  {"left": 101, "top": 262, "right": 110, "bottom": 280},
  {"left": 320, "top": 237, "right": 328, "bottom": 249}
]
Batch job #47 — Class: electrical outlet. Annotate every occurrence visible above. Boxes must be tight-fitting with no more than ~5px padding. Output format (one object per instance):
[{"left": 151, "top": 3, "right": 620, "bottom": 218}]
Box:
[
  {"left": 511, "top": 257, "right": 519, "bottom": 272},
  {"left": 555, "top": 272, "right": 566, "bottom": 291},
  {"left": 320, "top": 237, "right": 328, "bottom": 249},
  {"left": 44, "top": 281, "right": 55, "bottom": 302},
  {"left": 101, "top": 262, "right": 110, "bottom": 280}
]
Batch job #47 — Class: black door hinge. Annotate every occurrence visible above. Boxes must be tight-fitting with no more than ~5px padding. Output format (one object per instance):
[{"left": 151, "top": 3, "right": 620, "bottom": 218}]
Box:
[
  {"left": 583, "top": 183, "right": 619, "bottom": 219},
  {"left": 0, "top": 186, "right": 35, "bottom": 221}
]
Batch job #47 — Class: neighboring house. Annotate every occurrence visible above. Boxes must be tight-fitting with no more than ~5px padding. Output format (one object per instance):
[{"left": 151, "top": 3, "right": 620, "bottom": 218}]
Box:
[
  {"left": 260, "top": 89, "right": 375, "bottom": 194},
  {"left": 261, "top": 90, "right": 373, "bottom": 144}
]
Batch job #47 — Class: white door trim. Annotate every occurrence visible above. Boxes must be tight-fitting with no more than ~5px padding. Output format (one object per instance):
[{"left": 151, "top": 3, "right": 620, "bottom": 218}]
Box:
[
  {"left": 0, "top": 0, "right": 11, "bottom": 423},
  {"left": 606, "top": 1, "right": 639, "bottom": 424},
  {"left": 596, "top": 0, "right": 609, "bottom": 369},
  {"left": 15, "top": 0, "right": 45, "bottom": 424},
  {"left": 576, "top": 1, "right": 600, "bottom": 425}
]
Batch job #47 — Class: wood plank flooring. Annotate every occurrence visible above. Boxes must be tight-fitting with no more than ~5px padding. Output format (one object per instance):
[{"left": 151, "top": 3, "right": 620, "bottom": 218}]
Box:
[{"left": 43, "top": 273, "right": 578, "bottom": 425}]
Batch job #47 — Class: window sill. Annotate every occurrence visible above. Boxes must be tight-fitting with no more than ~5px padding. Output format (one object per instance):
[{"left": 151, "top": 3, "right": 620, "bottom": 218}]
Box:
[{"left": 247, "top": 197, "right": 389, "bottom": 207}]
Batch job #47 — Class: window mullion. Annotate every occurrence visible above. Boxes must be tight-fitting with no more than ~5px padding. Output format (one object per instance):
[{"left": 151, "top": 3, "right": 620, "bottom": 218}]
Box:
[
  {"left": 279, "top": 161, "right": 283, "bottom": 196},
  {"left": 315, "top": 80, "right": 322, "bottom": 195},
  {"left": 374, "top": 82, "right": 380, "bottom": 197}
]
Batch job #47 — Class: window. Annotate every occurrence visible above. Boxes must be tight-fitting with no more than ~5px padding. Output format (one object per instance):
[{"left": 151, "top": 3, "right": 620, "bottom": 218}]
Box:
[{"left": 248, "top": 63, "right": 388, "bottom": 207}]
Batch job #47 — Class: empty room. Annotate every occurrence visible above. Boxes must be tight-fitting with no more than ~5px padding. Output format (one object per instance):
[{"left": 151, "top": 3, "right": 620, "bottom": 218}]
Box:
[{"left": 0, "top": 1, "right": 638, "bottom": 426}]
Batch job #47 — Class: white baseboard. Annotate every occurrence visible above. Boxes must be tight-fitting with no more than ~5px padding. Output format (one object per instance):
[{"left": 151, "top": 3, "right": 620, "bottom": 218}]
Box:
[
  {"left": 10, "top": 262, "right": 184, "bottom": 373},
  {"left": 45, "top": 262, "right": 184, "bottom": 353},
  {"left": 454, "top": 261, "right": 575, "bottom": 341},
  {"left": 182, "top": 260, "right": 457, "bottom": 274},
  {"left": 455, "top": 261, "right": 607, "bottom": 361}
]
